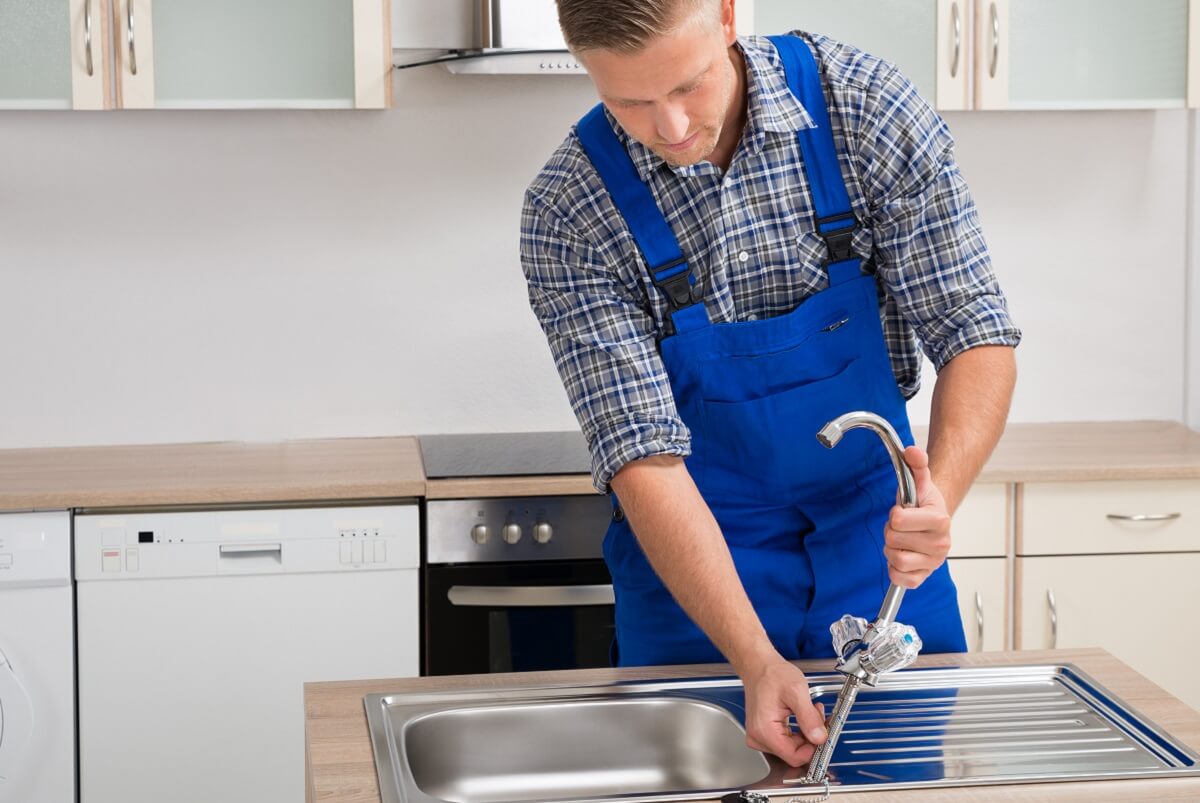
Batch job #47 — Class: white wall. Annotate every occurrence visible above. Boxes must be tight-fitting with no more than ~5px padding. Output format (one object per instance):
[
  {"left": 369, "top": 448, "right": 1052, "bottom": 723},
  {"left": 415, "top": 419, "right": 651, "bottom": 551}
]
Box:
[{"left": 0, "top": 67, "right": 1191, "bottom": 449}]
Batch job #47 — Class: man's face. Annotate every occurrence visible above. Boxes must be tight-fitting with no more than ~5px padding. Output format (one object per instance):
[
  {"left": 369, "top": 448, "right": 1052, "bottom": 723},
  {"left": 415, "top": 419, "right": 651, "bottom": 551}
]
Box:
[{"left": 578, "top": 2, "right": 739, "bottom": 167}]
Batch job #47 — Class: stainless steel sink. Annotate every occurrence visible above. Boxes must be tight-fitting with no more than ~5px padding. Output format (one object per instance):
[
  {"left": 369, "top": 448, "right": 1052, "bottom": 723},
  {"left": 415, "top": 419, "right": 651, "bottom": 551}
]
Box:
[{"left": 365, "top": 664, "right": 1200, "bottom": 803}]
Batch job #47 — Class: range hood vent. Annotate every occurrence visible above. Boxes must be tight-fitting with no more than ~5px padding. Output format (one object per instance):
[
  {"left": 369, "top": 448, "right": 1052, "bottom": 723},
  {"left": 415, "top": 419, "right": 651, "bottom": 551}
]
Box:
[{"left": 393, "top": 0, "right": 586, "bottom": 75}]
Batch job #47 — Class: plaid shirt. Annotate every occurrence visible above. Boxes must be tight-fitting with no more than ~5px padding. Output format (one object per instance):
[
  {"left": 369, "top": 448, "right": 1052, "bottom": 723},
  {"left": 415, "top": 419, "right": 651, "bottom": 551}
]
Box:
[{"left": 520, "top": 32, "right": 1022, "bottom": 492}]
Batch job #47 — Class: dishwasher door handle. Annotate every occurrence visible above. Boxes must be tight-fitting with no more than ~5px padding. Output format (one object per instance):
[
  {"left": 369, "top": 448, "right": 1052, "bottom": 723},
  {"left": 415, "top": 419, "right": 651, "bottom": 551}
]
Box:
[
  {"left": 447, "top": 584, "right": 614, "bottom": 608},
  {"left": 219, "top": 543, "right": 282, "bottom": 556}
]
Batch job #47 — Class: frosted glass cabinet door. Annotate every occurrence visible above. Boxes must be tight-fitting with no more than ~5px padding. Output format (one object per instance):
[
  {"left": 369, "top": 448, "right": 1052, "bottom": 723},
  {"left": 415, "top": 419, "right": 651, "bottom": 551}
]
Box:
[
  {"left": 0, "top": 0, "right": 106, "bottom": 109},
  {"left": 752, "top": 0, "right": 968, "bottom": 109},
  {"left": 976, "top": 0, "right": 1188, "bottom": 109},
  {"left": 114, "top": 0, "right": 375, "bottom": 109}
]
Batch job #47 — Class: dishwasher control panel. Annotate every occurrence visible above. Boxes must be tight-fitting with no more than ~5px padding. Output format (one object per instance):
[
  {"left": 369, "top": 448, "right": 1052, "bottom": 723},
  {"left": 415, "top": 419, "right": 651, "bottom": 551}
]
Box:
[{"left": 75, "top": 504, "right": 419, "bottom": 580}]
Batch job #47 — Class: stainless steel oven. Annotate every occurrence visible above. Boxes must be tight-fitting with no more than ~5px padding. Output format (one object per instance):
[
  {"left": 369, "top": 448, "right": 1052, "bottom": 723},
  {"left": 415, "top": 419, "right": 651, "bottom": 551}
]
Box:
[
  {"left": 418, "top": 432, "right": 616, "bottom": 676},
  {"left": 423, "top": 496, "right": 615, "bottom": 675}
]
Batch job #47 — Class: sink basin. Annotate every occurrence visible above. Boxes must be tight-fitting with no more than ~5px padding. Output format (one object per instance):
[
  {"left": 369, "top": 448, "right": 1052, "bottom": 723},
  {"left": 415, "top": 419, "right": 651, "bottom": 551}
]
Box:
[
  {"left": 365, "top": 665, "right": 1200, "bottom": 803},
  {"left": 404, "top": 698, "right": 768, "bottom": 802}
]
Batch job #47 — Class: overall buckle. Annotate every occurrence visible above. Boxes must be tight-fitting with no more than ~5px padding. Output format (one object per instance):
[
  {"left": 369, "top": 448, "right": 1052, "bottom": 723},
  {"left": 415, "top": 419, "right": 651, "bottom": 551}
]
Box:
[
  {"left": 816, "top": 212, "right": 859, "bottom": 263},
  {"left": 651, "top": 257, "right": 701, "bottom": 311}
]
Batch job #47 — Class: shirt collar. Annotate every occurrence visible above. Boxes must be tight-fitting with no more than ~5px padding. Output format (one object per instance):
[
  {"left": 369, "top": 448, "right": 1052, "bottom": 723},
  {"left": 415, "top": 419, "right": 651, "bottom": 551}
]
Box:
[{"left": 612, "top": 35, "right": 816, "bottom": 182}]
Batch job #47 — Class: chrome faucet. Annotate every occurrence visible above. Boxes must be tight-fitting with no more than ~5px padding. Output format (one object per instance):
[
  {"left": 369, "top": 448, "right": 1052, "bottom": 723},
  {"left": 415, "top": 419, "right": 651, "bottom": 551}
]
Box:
[{"left": 804, "top": 411, "right": 925, "bottom": 784}]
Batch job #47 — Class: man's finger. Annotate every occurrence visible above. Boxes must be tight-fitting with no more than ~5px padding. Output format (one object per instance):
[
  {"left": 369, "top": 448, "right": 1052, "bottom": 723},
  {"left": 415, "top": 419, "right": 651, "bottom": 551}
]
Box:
[
  {"left": 786, "top": 688, "right": 828, "bottom": 745},
  {"left": 754, "top": 725, "right": 809, "bottom": 767},
  {"left": 902, "top": 445, "right": 937, "bottom": 506}
]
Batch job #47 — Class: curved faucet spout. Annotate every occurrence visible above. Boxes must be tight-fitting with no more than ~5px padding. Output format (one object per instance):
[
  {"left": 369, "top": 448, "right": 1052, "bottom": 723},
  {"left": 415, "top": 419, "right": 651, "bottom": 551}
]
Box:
[
  {"left": 816, "top": 411, "right": 917, "bottom": 629},
  {"left": 817, "top": 411, "right": 916, "bottom": 508}
]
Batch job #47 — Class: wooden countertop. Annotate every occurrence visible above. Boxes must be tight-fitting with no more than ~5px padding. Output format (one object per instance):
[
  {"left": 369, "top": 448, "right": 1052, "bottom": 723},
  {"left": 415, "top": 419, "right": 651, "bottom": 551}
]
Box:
[
  {"left": 304, "top": 648, "right": 1200, "bottom": 803},
  {"left": 1, "top": 421, "right": 1198, "bottom": 511},
  {"left": 0, "top": 437, "right": 424, "bottom": 511},
  {"left": 424, "top": 421, "right": 1200, "bottom": 498}
]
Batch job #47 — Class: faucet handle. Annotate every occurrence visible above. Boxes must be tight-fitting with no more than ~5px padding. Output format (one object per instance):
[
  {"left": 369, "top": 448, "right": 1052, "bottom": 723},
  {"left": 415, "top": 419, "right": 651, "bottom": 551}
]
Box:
[
  {"left": 860, "top": 622, "right": 923, "bottom": 676},
  {"left": 830, "top": 614, "right": 870, "bottom": 657}
]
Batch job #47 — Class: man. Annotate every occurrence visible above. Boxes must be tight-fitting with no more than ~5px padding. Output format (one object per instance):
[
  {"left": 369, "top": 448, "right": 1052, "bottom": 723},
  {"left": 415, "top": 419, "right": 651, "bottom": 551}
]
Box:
[{"left": 520, "top": 0, "right": 1020, "bottom": 768}]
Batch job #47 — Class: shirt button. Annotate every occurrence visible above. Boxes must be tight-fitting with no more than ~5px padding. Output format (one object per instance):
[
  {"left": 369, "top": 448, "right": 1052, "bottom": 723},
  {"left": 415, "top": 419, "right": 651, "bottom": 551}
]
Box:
[
  {"left": 738, "top": 251, "right": 750, "bottom": 263},
  {"left": 746, "top": 313, "right": 758, "bottom": 321}
]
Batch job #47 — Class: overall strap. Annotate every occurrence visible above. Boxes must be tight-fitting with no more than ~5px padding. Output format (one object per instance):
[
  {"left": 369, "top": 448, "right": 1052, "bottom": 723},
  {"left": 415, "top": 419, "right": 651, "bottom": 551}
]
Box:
[
  {"left": 576, "top": 104, "right": 709, "bottom": 334},
  {"left": 768, "top": 35, "right": 862, "bottom": 287}
]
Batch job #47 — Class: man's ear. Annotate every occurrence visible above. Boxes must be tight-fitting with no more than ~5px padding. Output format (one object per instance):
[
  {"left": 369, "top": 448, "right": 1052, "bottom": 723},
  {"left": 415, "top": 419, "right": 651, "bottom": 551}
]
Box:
[{"left": 722, "top": 0, "right": 739, "bottom": 45}]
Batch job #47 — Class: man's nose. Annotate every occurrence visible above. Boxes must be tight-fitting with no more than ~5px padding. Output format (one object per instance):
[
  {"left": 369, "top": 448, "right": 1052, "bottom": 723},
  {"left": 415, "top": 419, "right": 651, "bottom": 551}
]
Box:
[{"left": 655, "top": 104, "right": 690, "bottom": 144}]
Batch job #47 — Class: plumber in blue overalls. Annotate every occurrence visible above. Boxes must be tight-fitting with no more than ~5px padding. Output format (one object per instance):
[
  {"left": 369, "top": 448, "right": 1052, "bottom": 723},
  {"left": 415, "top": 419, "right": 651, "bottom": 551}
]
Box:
[{"left": 520, "top": 0, "right": 1020, "bottom": 768}]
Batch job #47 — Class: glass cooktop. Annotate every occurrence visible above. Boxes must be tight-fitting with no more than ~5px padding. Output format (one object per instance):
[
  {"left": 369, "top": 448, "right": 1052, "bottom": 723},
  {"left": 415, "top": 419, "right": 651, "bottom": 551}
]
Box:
[{"left": 417, "top": 431, "right": 592, "bottom": 479}]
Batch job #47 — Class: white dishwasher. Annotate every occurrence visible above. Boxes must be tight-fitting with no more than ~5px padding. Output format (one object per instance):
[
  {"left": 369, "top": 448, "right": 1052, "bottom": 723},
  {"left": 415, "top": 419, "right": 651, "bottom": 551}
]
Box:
[{"left": 74, "top": 503, "right": 420, "bottom": 803}]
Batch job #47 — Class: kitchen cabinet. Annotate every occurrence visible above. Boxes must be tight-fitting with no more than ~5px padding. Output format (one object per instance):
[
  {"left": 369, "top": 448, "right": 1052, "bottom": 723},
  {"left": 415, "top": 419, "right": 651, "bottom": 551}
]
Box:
[
  {"left": 946, "top": 483, "right": 1010, "bottom": 651},
  {"left": 976, "top": 0, "right": 1189, "bottom": 110},
  {"left": 1016, "top": 554, "right": 1200, "bottom": 711},
  {"left": 948, "top": 557, "right": 1007, "bottom": 652},
  {"left": 751, "top": 0, "right": 1190, "bottom": 111},
  {"left": 0, "top": 0, "right": 390, "bottom": 110},
  {"left": 752, "top": 0, "right": 967, "bottom": 109},
  {"left": 0, "top": 0, "right": 106, "bottom": 109},
  {"left": 1015, "top": 480, "right": 1200, "bottom": 710}
]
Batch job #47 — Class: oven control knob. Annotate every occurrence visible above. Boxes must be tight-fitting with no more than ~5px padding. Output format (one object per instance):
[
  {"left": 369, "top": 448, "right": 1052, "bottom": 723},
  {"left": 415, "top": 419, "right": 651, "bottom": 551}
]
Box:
[
  {"left": 470, "top": 524, "right": 490, "bottom": 545},
  {"left": 502, "top": 523, "right": 522, "bottom": 544},
  {"left": 532, "top": 522, "right": 553, "bottom": 544}
]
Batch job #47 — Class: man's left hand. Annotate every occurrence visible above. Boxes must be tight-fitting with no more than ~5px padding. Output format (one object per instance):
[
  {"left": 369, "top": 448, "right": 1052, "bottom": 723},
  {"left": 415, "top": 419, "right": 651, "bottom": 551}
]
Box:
[{"left": 882, "top": 446, "right": 951, "bottom": 589}]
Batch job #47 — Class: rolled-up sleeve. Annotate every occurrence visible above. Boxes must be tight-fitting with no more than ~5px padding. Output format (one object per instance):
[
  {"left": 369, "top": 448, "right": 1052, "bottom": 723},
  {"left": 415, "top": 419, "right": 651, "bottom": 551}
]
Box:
[
  {"left": 520, "top": 187, "right": 690, "bottom": 491},
  {"left": 850, "top": 62, "right": 1022, "bottom": 372}
]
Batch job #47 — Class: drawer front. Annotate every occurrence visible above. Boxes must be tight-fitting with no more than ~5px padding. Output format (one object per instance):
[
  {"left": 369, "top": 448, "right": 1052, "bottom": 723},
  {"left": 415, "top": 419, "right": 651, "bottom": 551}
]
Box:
[
  {"left": 1021, "top": 480, "right": 1200, "bottom": 555},
  {"left": 949, "top": 483, "right": 1009, "bottom": 558},
  {"left": 947, "top": 557, "right": 1008, "bottom": 652}
]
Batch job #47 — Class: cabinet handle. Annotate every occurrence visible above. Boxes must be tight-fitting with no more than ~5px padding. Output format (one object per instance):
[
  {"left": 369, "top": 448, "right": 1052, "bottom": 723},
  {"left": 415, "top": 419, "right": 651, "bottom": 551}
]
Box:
[
  {"left": 1106, "top": 512, "right": 1182, "bottom": 522},
  {"left": 84, "top": 0, "right": 94, "bottom": 77},
  {"left": 126, "top": 0, "right": 138, "bottom": 76},
  {"left": 1046, "top": 588, "right": 1058, "bottom": 649},
  {"left": 974, "top": 590, "right": 984, "bottom": 648},
  {"left": 950, "top": 2, "right": 962, "bottom": 79},
  {"left": 988, "top": 2, "right": 1000, "bottom": 79}
]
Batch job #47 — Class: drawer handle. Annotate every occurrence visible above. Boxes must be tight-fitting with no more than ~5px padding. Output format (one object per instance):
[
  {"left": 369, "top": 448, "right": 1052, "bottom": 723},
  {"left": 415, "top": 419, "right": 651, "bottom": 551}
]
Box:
[
  {"left": 974, "top": 591, "right": 984, "bottom": 649},
  {"left": 1106, "top": 512, "right": 1182, "bottom": 522},
  {"left": 1046, "top": 588, "right": 1057, "bottom": 649}
]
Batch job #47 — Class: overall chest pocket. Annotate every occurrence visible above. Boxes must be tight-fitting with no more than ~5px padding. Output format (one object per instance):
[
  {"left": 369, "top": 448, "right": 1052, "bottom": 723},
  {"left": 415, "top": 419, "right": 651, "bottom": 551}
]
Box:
[{"left": 697, "top": 353, "right": 879, "bottom": 502}]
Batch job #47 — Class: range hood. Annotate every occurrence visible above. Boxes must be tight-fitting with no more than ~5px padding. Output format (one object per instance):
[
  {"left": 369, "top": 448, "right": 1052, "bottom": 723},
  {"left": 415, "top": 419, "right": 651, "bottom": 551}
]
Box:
[{"left": 393, "top": 0, "right": 586, "bottom": 75}]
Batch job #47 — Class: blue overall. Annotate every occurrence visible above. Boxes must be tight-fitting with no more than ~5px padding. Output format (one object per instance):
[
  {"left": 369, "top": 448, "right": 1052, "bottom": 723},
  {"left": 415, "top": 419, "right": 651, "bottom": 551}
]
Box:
[{"left": 576, "top": 35, "right": 966, "bottom": 667}]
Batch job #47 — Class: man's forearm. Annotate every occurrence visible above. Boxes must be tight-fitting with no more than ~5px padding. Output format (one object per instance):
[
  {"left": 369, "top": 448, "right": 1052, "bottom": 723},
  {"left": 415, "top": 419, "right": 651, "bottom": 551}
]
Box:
[
  {"left": 926, "top": 345, "right": 1017, "bottom": 514},
  {"left": 609, "top": 455, "right": 778, "bottom": 674}
]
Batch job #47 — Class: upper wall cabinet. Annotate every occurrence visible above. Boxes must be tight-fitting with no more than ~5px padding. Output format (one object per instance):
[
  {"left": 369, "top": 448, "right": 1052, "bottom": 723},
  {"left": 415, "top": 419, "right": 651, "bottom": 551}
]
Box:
[
  {"left": 752, "top": 0, "right": 1194, "bottom": 111},
  {"left": 976, "top": 0, "right": 1190, "bottom": 109},
  {"left": 0, "top": 0, "right": 107, "bottom": 109},
  {"left": 0, "top": 0, "right": 391, "bottom": 110},
  {"left": 753, "top": 0, "right": 968, "bottom": 110}
]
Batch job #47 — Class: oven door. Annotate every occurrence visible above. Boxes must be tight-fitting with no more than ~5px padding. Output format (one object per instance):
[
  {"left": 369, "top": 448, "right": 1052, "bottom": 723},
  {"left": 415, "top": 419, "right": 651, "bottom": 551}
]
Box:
[{"left": 424, "top": 559, "right": 614, "bottom": 676}]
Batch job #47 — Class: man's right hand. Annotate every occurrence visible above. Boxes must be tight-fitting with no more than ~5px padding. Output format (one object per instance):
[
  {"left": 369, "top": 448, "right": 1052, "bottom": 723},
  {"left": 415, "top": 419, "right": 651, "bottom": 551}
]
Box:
[{"left": 742, "top": 654, "right": 828, "bottom": 766}]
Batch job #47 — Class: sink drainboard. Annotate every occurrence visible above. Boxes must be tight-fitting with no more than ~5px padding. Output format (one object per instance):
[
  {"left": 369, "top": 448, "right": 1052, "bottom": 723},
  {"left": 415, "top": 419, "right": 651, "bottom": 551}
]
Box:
[{"left": 365, "top": 664, "right": 1200, "bottom": 803}]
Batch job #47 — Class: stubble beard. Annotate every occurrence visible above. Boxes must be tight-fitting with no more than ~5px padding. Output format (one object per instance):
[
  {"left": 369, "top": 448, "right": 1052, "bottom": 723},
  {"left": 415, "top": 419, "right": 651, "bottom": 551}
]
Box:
[{"left": 654, "top": 125, "right": 721, "bottom": 167}]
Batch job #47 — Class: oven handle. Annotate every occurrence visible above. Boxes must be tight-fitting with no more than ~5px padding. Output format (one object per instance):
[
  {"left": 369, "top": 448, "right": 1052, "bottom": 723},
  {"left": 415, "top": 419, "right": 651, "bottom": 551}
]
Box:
[{"left": 447, "top": 584, "right": 615, "bottom": 608}]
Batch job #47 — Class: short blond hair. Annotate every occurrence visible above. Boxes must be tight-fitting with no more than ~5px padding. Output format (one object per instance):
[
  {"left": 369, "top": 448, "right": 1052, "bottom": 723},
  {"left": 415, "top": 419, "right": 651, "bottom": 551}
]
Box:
[{"left": 556, "top": 0, "right": 720, "bottom": 54}]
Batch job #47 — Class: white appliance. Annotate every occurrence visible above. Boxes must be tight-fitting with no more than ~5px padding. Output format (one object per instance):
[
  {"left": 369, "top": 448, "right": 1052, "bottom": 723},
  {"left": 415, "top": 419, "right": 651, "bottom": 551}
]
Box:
[
  {"left": 0, "top": 511, "right": 75, "bottom": 803},
  {"left": 74, "top": 503, "right": 420, "bottom": 803}
]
